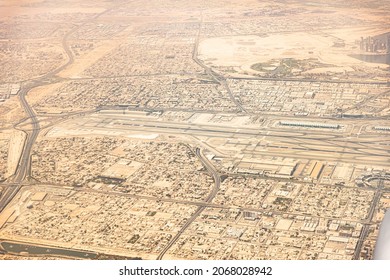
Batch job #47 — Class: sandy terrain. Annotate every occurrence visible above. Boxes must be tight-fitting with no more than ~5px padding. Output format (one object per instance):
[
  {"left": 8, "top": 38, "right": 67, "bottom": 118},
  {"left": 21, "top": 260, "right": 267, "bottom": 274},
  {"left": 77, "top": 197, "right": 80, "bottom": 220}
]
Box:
[
  {"left": 199, "top": 31, "right": 388, "bottom": 75},
  {"left": 199, "top": 33, "right": 336, "bottom": 67},
  {"left": 6, "top": 130, "right": 26, "bottom": 178},
  {"left": 58, "top": 39, "right": 124, "bottom": 79},
  {"left": 0, "top": 0, "right": 105, "bottom": 20},
  {"left": 0, "top": 97, "right": 25, "bottom": 127}
]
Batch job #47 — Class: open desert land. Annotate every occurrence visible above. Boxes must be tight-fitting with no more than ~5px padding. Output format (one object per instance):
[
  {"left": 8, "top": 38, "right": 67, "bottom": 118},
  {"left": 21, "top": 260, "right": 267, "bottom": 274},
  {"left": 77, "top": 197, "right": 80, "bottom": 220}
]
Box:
[{"left": 0, "top": 0, "right": 389, "bottom": 260}]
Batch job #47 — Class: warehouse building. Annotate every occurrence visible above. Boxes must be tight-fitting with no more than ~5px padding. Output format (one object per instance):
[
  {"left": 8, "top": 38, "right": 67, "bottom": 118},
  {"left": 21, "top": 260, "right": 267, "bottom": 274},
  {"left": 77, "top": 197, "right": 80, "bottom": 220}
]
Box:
[{"left": 279, "top": 121, "right": 340, "bottom": 129}]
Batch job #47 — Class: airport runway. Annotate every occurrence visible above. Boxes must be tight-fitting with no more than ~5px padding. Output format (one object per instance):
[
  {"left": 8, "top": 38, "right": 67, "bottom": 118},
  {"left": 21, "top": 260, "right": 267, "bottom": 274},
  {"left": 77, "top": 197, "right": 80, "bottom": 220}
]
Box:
[{"left": 63, "top": 113, "right": 390, "bottom": 167}]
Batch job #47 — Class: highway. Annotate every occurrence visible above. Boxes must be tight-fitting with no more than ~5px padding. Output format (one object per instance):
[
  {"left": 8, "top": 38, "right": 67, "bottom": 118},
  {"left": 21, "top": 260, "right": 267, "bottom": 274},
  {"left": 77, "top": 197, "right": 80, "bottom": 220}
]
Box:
[
  {"left": 0, "top": 46, "right": 71, "bottom": 212},
  {"left": 192, "top": 15, "right": 247, "bottom": 113},
  {"left": 0, "top": 9, "right": 107, "bottom": 214},
  {"left": 157, "top": 148, "right": 221, "bottom": 260},
  {"left": 0, "top": 84, "right": 40, "bottom": 213},
  {"left": 0, "top": 5, "right": 388, "bottom": 261},
  {"left": 0, "top": 5, "right": 139, "bottom": 260},
  {"left": 0, "top": 16, "right": 81, "bottom": 212},
  {"left": 354, "top": 178, "right": 385, "bottom": 259}
]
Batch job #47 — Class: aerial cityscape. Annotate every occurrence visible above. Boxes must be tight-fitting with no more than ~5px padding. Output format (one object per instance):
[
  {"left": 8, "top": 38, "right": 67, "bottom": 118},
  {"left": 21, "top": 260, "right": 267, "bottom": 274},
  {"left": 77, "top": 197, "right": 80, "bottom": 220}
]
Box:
[{"left": 0, "top": 0, "right": 389, "bottom": 260}]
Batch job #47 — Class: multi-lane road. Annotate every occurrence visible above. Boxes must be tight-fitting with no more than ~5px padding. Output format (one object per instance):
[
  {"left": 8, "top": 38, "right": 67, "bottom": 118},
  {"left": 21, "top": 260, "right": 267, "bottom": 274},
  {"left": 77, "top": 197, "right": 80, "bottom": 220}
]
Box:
[
  {"left": 0, "top": 14, "right": 94, "bottom": 213},
  {"left": 157, "top": 148, "right": 221, "bottom": 260},
  {"left": 192, "top": 16, "right": 247, "bottom": 113},
  {"left": 0, "top": 5, "right": 388, "bottom": 260},
  {"left": 0, "top": 84, "right": 40, "bottom": 213},
  {"left": 0, "top": 2, "right": 124, "bottom": 214}
]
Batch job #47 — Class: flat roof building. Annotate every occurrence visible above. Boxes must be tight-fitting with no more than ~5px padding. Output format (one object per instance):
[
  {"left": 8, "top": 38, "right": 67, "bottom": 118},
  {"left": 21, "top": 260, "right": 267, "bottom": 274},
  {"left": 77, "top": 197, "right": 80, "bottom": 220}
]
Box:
[{"left": 279, "top": 121, "right": 340, "bottom": 129}]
